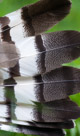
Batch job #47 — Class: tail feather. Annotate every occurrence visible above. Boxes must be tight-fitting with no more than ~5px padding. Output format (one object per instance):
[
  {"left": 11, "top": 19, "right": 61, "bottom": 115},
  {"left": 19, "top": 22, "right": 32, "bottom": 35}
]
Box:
[
  {"left": 0, "top": 98, "right": 80, "bottom": 122},
  {"left": 0, "top": 124, "right": 65, "bottom": 136},
  {"left": 0, "top": 0, "right": 71, "bottom": 35},
  {"left": 0, "top": 117, "right": 74, "bottom": 129},
  {"left": 0, "top": 31, "right": 80, "bottom": 77},
  {"left": 0, "top": 67, "right": 80, "bottom": 104}
]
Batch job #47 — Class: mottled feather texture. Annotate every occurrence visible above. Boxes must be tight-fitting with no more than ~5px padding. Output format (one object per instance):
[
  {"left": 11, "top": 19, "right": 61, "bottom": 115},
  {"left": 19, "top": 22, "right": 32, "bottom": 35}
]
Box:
[
  {"left": 0, "top": 0, "right": 71, "bottom": 35},
  {"left": 0, "top": 67, "right": 80, "bottom": 104},
  {"left": 0, "top": 0, "right": 80, "bottom": 136},
  {"left": 0, "top": 31, "right": 80, "bottom": 77}
]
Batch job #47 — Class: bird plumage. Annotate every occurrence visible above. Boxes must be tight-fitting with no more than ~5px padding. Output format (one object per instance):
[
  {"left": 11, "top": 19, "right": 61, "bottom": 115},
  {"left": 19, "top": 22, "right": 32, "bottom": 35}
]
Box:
[{"left": 0, "top": 0, "right": 80, "bottom": 135}]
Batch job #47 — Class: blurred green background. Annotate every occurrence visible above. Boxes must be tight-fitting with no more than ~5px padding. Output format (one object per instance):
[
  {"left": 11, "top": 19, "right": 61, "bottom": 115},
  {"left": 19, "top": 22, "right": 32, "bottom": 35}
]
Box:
[{"left": 0, "top": 0, "right": 80, "bottom": 136}]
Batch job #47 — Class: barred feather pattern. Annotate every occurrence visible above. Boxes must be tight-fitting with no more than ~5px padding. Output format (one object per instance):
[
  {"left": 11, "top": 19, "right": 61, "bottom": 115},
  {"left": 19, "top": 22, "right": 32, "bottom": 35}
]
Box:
[{"left": 0, "top": 0, "right": 80, "bottom": 135}]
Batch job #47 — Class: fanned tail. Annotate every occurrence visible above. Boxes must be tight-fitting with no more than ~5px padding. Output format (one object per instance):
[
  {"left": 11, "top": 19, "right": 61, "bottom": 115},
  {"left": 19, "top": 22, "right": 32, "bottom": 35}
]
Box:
[{"left": 0, "top": 0, "right": 80, "bottom": 135}]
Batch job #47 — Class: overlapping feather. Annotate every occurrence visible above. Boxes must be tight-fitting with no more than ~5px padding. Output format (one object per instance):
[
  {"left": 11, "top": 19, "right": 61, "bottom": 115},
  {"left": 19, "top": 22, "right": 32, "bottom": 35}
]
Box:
[{"left": 0, "top": 0, "right": 80, "bottom": 136}]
